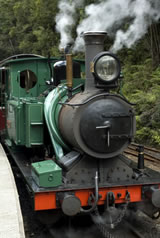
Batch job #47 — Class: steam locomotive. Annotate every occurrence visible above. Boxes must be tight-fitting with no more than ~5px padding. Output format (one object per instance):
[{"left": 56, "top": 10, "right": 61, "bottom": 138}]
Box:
[{"left": 0, "top": 31, "right": 160, "bottom": 226}]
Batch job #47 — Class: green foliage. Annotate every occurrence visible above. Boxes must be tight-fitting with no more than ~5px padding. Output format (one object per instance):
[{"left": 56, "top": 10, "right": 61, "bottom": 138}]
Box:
[
  {"left": 0, "top": 0, "right": 60, "bottom": 58},
  {"left": 122, "top": 49, "right": 160, "bottom": 147}
]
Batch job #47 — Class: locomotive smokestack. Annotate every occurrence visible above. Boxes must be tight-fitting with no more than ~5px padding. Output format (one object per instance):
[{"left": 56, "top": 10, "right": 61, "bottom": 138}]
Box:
[{"left": 83, "top": 31, "right": 107, "bottom": 92}]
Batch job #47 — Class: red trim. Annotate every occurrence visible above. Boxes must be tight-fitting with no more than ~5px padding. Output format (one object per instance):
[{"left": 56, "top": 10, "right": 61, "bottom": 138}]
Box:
[
  {"left": 35, "top": 192, "right": 56, "bottom": 210},
  {"left": 0, "top": 108, "right": 5, "bottom": 131},
  {"left": 34, "top": 185, "right": 142, "bottom": 211}
]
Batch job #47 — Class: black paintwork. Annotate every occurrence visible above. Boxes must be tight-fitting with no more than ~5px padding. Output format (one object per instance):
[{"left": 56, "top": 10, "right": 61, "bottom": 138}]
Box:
[
  {"left": 7, "top": 144, "right": 160, "bottom": 194},
  {"left": 80, "top": 97, "right": 133, "bottom": 154}
]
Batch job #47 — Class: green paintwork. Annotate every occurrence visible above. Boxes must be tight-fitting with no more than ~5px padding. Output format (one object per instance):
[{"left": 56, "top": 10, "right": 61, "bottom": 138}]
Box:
[
  {"left": 2, "top": 55, "right": 85, "bottom": 154},
  {"left": 31, "top": 159, "right": 62, "bottom": 187},
  {"left": 24, "top": 100, "right": 44, "bottom": 147},
  {"left": 44, "top": 86, "right": 68, "bottom": 159},
  {"left": 44, "top": 79, "right": 84, "bottom": 160},
  {"left": 0, "top": 57, "right": 60, "bottom": 100},
  {"left": 6, "top": 98, "right": 44, "bottom": 147},
  {"left": 3, "top": 56, "right": 55, "bottom": 147},
  {"left": 9, "top": 59, "right": 50, "bottom": 98},
  {"left": 7, "top": 100, "right": 25, "bottom": 145},
  {"left": 0, "top": 57, "right": 85, "bottom": 100}
]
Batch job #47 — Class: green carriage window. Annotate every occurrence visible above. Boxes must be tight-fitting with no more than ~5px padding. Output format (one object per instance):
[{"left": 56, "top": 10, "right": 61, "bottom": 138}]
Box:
[{"left": 19, "top": 70, "right": 37, "bottom": 91}]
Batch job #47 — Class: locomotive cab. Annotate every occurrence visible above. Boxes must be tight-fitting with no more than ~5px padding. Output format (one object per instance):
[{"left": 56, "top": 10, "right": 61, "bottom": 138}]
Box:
[{"left": 0, "top": 54, "right": 85, "bottom": 147}]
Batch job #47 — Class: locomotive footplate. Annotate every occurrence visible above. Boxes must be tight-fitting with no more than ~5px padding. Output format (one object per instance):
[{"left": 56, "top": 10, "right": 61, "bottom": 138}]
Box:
[{"left": 6, "top": 146, "right": 160, "bottom": 213}]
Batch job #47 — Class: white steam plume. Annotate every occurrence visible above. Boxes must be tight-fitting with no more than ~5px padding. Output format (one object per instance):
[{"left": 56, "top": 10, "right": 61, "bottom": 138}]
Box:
[
  {"left": 56, "top": 0, "right": 160, "bottom": 53},
  {"left": 112, "top": 0, "right": 160, "bottom": 52},
  {"left": 55, "top": 0, "right": 84, "bottom": 50},
  {"left": 74, "top": 0, "right": 133, "bottom": 51}
]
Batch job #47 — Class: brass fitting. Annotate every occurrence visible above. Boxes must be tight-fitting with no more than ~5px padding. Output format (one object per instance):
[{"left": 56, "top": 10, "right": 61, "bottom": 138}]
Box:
[{"left": 66, "top": 54, "right": 73, "bottom": 89}]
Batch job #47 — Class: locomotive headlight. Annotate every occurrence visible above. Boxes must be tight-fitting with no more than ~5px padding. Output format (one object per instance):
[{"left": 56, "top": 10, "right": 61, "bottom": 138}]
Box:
[{"left": 92, "top": 52, "right": 121, "bottom": 84}]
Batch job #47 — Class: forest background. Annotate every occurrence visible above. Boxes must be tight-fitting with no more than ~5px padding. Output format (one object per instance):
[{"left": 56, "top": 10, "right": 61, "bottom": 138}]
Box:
[{"left": 0, "top": 0, "right": 160, "bottom": 147}]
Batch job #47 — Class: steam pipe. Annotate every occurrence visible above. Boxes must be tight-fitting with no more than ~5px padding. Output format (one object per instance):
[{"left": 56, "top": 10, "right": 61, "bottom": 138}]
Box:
[
  {"left": 80, "top": 171, "right": 99, "bottom": 213},
  {"left": 83, "top": 31, "right": 107, "bottom": 92}
]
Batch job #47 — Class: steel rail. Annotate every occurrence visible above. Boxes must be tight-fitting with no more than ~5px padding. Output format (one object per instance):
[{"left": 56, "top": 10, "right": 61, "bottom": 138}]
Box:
[
  {"left": 124, "top": 220, "right": 145, "bottom": 238},
  {"left": 131, "top": 142, "right": 160, "bottom": 154},
  {"left": 125, "top": 144, "right": 160, "bottom": 164}
]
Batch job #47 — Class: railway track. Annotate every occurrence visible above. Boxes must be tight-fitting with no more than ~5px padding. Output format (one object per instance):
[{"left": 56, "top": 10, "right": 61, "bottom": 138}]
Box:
[{"left": 124, "top": 142, "right": 160, "bottom": 164}]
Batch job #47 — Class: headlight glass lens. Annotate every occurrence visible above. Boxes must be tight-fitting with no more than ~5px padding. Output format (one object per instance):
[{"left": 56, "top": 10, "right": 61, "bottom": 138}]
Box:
[{"left": 95, "top": 55, "right": 118, "bottom": 82}]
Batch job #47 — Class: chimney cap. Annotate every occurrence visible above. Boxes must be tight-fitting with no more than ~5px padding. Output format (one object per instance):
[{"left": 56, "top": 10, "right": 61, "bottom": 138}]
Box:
[
  {"left": 83, "top": 31, "right": 107, "bottom": 45},
  {"left": 83, "top": 31, "right": 107, "bottom": 36}
]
